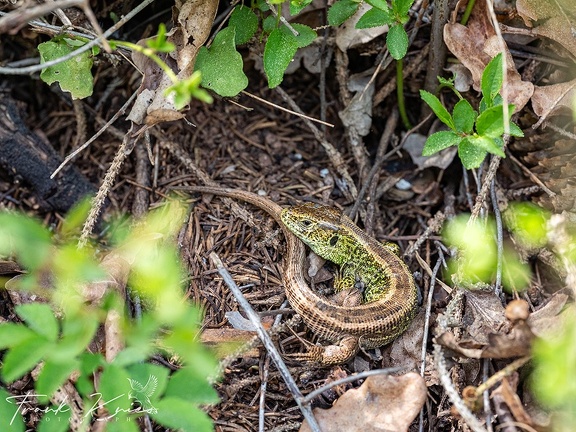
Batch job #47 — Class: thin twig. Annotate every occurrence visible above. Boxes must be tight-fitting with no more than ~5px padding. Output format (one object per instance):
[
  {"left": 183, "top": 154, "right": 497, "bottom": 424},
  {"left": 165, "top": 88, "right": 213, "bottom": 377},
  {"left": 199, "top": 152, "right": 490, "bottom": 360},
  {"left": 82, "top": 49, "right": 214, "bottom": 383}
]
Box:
[
  {"left": 78, "top": 136, "right": 131, "bottom": 247},
  {"left": 469, "top": 156, "right": 501, "bottom": 223},
  {"left": 471, "top": 356, "right": 531, "bottom": 400},
  {"left": 274, "top": 86, "right": 358, "bottom": 200},
  {"left": 51, "top": 91, "right": 139, "bottom": 178},
  {"left": 434, "top": 292, "right": 488, "bottom": 432},
  {"left": 301, "top": 367, "right": 405, "bottom": 404},
  {"left": 490, "top": 178, "right": 503, "bottom": 297},
  {"left": 258, "top": 355, "right": 271, "bottom": 432},
  {"left": 0, "top": 0, "right": 85, "bottom": 33},
  {"left": 543, "top": 121, "right": 576, "bottom": 140},
  {"left": 209, "top": 252, "right": 322, "bottom": 432},
  {"left": 482, "top": 359, "right": 493, "bottom": 432},
  {"left": 505, "top": 151, "right": 556, "bottom": 197},
  {"left": 418, "top": 252, "right": 443, "bottom": 431},
  {"left": 485, "top": 0, "right": 510, "bottom": 135},
  {"left": 0, "top": 0, "right": 155, "bottom": 75},
  {"left": 241, "top": 91, "right": 334, "bottom": 127},
  {"left": 405, "top": 211, "right": 446, "bottom": 258},
  {"left": 263, "top": 0, "right": 298, "bottom": 36},
  {"left": 349, "top": 111, "right": 398, "bottom": 221}
]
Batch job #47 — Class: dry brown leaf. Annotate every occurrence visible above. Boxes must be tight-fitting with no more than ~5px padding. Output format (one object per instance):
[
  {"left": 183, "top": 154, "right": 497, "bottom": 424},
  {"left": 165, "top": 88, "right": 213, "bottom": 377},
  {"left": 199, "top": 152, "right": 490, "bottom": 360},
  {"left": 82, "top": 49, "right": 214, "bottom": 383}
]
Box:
[
  {"left": 527, "top": 291, "right": 571, "bottom": 338},
  {"left": 384, "top": 310, "right": 426, "bottom": 373},
  {"left": 492, "top": 374, "right": 535, "bottom": 427},
  {"left": 299, "top": 373, "right": 427, "bottom": 432},
  {"left": 128, "top": 0, "right": 218, "bottom": 126},
  {"left": 516, "top": 0, "right": 576, "bottom": 56},
  {"left": 436, "top": 297, "right": 535, "bottom": 359},
  {"left": 443, "top": 0, "right": 533, "bottom": 111},
  {"left": 0, "top": 259, "right": 22, "bottom": 275},
  {"left": 531, "top": 79, "right": 576, "bottom": 123},
  {"left": 463, "top": 289, "right": 508, "bottom": 344},
  {"left": 335, "top": 2, "right": 388, "bottom": 51}
]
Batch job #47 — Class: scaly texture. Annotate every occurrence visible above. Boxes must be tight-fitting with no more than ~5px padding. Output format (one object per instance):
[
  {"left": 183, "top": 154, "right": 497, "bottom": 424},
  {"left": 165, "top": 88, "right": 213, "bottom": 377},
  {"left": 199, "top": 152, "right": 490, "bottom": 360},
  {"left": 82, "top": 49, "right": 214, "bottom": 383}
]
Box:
[{"left": 191, "top": 187, "right": 418, "bottom": 365}]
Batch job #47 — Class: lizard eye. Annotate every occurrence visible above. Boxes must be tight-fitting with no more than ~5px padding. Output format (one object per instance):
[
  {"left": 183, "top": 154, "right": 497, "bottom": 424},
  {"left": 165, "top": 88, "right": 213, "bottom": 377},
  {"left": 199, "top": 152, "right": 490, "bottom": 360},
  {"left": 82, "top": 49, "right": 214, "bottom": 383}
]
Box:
[
  {"left": 301, "top": 219, "right": 312, "bottom": 227},
  {"left": 329, "top": 235, "right": 338, "bottom": 247}
]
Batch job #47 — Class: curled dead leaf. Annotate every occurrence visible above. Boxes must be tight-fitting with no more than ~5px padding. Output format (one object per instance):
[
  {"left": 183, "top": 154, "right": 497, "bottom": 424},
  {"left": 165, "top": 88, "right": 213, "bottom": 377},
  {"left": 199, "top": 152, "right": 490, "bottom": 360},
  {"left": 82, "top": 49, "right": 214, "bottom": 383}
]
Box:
[
  {"left": 128, "top": 0, "right": 218, "bottom": 126},
  {"left": 531, "top": 79, "right": 576, "bottom": 125},
  {"left": 516, "top": 0, "right": 576, "bottom": 55},
  {"left": 299, "top": 373, "right": 427, "bottom": 432},
  {"left": 437, "top": 293, "right": 570, "bottom": 359},
  {"left": 443, "top": 0, "right": 533, "bottom": 111}
]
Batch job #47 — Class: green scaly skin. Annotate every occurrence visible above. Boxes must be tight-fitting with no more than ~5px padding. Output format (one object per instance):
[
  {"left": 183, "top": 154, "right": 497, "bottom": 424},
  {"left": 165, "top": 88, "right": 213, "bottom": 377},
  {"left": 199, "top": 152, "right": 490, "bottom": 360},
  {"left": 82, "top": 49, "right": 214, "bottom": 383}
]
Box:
[{"left": 281, "top": 202, "right": 399, "bottom": 303}]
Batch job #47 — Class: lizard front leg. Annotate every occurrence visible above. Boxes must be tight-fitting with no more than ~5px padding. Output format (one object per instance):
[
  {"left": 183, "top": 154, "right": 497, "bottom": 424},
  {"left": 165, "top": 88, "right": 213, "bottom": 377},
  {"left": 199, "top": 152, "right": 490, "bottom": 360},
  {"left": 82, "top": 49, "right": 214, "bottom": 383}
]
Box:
[{"left": 285, "top": 335, "right": 360, "bottom": 365}]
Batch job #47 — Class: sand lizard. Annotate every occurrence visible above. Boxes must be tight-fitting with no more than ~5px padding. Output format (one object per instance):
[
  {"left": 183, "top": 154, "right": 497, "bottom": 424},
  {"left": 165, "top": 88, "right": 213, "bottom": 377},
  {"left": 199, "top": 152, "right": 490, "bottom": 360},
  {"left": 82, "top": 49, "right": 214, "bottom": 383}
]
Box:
[{"left": 191, "top": 186, "right": 418, "bottom": 365}]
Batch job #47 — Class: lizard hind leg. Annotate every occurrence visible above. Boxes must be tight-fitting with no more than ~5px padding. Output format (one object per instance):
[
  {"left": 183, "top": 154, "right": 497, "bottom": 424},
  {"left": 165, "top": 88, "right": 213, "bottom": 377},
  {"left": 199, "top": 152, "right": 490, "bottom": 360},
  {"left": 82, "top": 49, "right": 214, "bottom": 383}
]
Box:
[{"left": 283, "top": 336, "right": 360, "bottom": 365}]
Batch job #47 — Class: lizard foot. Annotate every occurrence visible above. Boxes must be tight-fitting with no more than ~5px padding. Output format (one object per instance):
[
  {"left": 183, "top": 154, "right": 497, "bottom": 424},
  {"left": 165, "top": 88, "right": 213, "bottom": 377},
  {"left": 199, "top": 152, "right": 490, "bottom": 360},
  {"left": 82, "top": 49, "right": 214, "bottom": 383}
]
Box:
[{"left": 283, "top": 336, "right": 360, "bottom": 365}]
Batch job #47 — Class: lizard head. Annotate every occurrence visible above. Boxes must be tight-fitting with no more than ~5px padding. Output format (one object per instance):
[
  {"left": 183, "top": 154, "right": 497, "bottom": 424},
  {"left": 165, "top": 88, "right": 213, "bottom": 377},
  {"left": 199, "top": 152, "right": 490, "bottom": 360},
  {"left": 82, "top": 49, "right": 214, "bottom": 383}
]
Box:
[{"left": 281, "top": 203, "right": 353, "bottom": 265}]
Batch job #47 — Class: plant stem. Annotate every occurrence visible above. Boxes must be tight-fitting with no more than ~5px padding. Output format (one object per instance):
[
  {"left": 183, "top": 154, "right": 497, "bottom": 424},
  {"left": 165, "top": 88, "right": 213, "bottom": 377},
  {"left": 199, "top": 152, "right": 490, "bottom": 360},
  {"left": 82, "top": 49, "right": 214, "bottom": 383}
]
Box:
[
  {"left": 113, "top": 40, "right": 178, "bottom": 84},
  {"left": 460, "top": 0, "right": 476, "bottom": 25},
  {"left": 396, "top": 59, "right": 412, "bottom": 129}
]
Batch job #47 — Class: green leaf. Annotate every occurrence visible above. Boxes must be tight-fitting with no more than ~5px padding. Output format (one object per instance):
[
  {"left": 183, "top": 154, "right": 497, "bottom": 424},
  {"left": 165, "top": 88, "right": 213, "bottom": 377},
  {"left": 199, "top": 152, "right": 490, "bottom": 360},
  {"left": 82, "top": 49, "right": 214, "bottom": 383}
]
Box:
[
  {"left": 164, "top": 367, "right": 219, "bottom": 404},
  {"left": 419, "top": 90, "right": 455, "bottom": 129},
  {"left": 0, "top": 388, "right": 25, "bottom": 432},
  {"left": 60, "top": 198, "right": 91, "bottom": 239},
  {"left": 194, "top": 27, "right": 248, "bottom": 97},
  {"left": 36, "top": 358, "right": 79, "bottom": 404},
  {"left": 508, "top": 122, "right": 524, "bottom": 137},
  {"left": 458, "top": 138, "right": 488, "bottom": 169},
  {"left": 151, "top": 399, "right": 214, "bottom": 432},
  {"left": 476, "top": 104, "right": 515, "bottom": 138},
  {"left": 98, "top": 364, "right": 132, "bottom": 415},
  {"left": 422, "top": 131, "right": 462, "bottom": 156},
  {"left": 386, "top": 24, "right": 409, "bottom": 59},
  {"left": 229, "top": 6, "right": 258, "bottom": 45},
  {"left": 38, "top": 408, "right": 72, "bottom": 432},
  {"left": 467, "top": 135, "right": 505, "bottom": 157},
  {"left": 0, "top": 213, "right": 51, "bottom": 270},
  {"left": 356, "top": 8, "right": 393, "bottom": 28},
  {"left": 77, "top": 353, "right": 104, "bottom": 397},
  {"left": 365, "top": 0, "right": 391, "bottom": 12},
  {"left": 263, "top": 24, "right": 317, "bottom": 88},
  {"left": 292, "top": 23, "right": 317, "bottom": 48},
  {"left": 51, "top": 311, "right": 99, "bottom": 360},
  {"left": 393, "top": 0, "right": 414, "bottom": 17},
  {"left": 16, "top": 303, "right": 59, "bottom": 342},
  {"left": 126, "top": 363, "right": 170, "bottom": 406},
  {"left": 38, "top": 39, "right": 94, "bottom": 99},
  {"left": 452, "top": 99, "right": 476, "bottom": 134},
  {"left": 290, "top": 0, "right": 314, "bottom": 15},
  {"left": 146, "top": 23, "right": 175, "bottom": 53},
  {"left": 504, "top": 202, "right": 550, "bottom": 249},
  {"left": 328, "top": 0, "right": 360, "bottom": 26},
  {"left": 532, "top": 314, "right": 576, "bottom": 412},
  {"left": 167, "top": 70, "right": 213, "bottom": 109},
  {"left": 444, "top": 214, "right": 497, "bottom": 284},
  {"left": 0, "top": 323, "right": 35, "bottom": 349},
  {"left": 501, "top": 248, "right": 531, "bottom": 292},
  {"left": 2, "top": 334, "right": 52, "bottom": 382},
  {"left": 262, "top": 15, "right": 277, "bottom": 34},
  {"left": 481, "top": 53, "right": 503, "bottom": 107}
]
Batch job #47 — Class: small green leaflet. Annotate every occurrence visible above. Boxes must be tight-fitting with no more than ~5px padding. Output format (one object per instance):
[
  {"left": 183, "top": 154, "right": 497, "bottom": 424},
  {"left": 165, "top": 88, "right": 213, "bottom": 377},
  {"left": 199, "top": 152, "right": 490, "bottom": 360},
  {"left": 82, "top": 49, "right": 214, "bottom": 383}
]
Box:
[
  {"left": 38, "top": 38, "right": 94, "bottom": 99},
  {"left": 328, "top": 0, "right": 361, "bottom": 26},
  {"left": 264, "top": 24, "right": 317, "bottom": 88},
  {"left": 229, "top": 6, "right": 258, "bottom": 45},
  {"left": 194, "top": 27, "right": 248, "bottom": 97}
]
